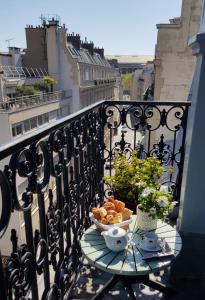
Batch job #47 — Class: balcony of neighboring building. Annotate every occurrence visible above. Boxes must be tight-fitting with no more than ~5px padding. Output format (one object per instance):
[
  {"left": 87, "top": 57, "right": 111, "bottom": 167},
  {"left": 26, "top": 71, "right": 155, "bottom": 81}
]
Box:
[
  {"left": 0, "top": 90, "right": 72, "bottom": 113},
  {"left": 80, "top": 77, "right": 116, "bottom": 90}
]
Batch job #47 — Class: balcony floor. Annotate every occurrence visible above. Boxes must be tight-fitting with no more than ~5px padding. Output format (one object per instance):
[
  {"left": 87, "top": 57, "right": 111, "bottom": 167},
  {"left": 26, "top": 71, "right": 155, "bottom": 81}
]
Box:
[{"left": 69, "top": 260, "right": 205, "bottom": 299}]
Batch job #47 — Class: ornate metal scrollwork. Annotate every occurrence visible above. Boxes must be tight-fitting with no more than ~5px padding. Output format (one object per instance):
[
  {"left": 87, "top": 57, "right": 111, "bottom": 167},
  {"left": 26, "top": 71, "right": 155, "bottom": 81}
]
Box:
[
  {"left": 8, "top": 229, "right": 35, "bottom": 300},
  {"left": 47, "top": 191, "right": 61, "bottom": 271},
  {"left": 9, "top": 149, "right": 35, "bottom": 211},
  {"left": 0, "top": 100, "right": 190, "bottom": 299},
  {"left": 150, "top": 134, "right": 172, "bottom": 165}
]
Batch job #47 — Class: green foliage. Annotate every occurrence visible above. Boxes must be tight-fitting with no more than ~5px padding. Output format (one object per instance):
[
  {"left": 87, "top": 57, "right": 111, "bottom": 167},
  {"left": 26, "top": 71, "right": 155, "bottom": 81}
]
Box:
[
  {"left": 16, "top": 85, "right": 36, "bottom": 97},
  {"left": 121, "top": 74, "right": 132, "bottom": 92},
  {"left": 104, "top": 152, "right": 173, "bottom": 219},
  {"left": 34, "top": 76, "right": 57, "bottom": 92},
  {"left": 43, "top": 76, "right": 58, "bottom": 85}
]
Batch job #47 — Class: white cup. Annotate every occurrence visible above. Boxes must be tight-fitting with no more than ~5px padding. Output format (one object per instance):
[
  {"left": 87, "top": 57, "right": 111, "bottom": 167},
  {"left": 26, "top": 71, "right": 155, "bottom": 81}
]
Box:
[{"left": 143, "top": 232, "right": 158, "bottom": 249}]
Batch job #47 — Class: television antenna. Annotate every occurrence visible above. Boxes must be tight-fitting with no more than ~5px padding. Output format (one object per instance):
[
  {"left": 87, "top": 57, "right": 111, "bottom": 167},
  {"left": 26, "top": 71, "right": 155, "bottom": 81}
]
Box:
[{"left": 5, "top": 38, "right": 14, "bottom": 47}]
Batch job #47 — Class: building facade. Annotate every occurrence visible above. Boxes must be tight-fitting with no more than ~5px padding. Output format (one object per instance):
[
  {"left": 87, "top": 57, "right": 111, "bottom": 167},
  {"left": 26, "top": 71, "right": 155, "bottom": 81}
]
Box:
[
  {"left": 130, "top": 61, "right": 154, "bottom": 100},
  {"left": 106, "top": 55, "right": 154, "bottom": 74},
  {"left": 0, "top": 17, "right": 115, "bottom": 254},
  {"left": 154, "top": 0, "right": 201, "bottom": 102},
  {"left": 23, "top": 18, "right": 116, "bottom": 112}
]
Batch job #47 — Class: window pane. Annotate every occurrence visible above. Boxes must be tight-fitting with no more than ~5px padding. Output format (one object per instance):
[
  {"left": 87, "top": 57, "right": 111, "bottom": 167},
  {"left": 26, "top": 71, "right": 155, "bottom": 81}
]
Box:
[
  {"left": 30, "top": 117, "right": 37, "bottom": 129},
  {"left": 49, "top": 110, "right": 57, "bottom": 122},
  {"left": 44, "top": 113, "right": 49, "bottom": 123},
  {"left": 16, "top": 124, "right": 22, "bottom": 135},
  {"left": 38, "top": 115, "right": 43, "bottom": 126},
  {"left": 12, "top": 127, "right": 16, "bottom": 137},
  {"left": 24, "top": 119, "right": 30, "bottom": 132}
]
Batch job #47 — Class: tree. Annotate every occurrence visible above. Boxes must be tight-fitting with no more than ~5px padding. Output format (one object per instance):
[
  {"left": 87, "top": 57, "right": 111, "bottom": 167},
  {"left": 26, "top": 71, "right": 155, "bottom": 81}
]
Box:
[{"left": 121, "top": 74, "right": 132, "bottom": 94}]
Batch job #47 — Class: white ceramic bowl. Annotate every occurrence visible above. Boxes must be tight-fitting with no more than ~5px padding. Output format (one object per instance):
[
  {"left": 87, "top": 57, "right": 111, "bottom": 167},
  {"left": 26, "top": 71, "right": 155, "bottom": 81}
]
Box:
[{"left": 90, "top": 213, "right": 133, "bottom": 231}]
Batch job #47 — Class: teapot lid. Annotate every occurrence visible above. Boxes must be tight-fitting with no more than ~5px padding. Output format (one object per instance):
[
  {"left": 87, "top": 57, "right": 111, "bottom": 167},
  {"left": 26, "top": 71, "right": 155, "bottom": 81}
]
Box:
[{"left": 107, "top": 226, "right": 126, "bottom": 238}]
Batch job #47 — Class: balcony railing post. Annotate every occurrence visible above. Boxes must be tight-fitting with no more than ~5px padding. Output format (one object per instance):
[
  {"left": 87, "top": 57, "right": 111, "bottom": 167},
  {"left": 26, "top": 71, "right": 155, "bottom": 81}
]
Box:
[
  {"left": 37, "top": 191, "right": 50, "bottom": 291},
  {"left": 175, "top": 105, "right": 190, "bottom": 201},
  {"left": 23, "top": 209, "right": 39, "bottom": 300}
]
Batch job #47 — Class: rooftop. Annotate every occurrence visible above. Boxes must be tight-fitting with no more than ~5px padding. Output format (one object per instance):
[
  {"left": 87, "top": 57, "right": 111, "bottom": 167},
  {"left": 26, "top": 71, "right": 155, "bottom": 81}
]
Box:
[{"left": 68, "top": 46, "right": 111, "bottom": 67}]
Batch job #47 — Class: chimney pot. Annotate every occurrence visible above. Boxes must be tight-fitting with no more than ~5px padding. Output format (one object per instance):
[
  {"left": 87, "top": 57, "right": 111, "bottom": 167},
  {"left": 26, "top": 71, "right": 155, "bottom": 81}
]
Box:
[
  {"left": 67, "top": 32, "right": 81, "bottom": 50},
  {"left": 94, "top": 47, "right": 104, "bottom": 58}
]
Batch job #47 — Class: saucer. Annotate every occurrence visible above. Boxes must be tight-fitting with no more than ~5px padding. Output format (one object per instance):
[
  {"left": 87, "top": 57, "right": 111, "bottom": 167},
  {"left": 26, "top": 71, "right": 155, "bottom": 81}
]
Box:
[{"left": 138, "top": 239, "right": 161, "bottom": 252}]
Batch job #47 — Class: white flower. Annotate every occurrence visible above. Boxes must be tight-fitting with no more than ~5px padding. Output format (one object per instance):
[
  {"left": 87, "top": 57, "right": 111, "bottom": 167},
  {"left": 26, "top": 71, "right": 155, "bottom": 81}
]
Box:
[
  {"left": 141, "top": 187, "right": 155, "bottom": 197},
  {"left": 160, "top": 185, "right": 169, "bottom": 193},
  {"left": 158, "top": 196, "right": 169, "bottom": 208},
  {"left": 150, "top": 208, "right": 156, "bottom": 214},
  {"left": 135, "top": 181, "right": 143, "bottom": 187}
]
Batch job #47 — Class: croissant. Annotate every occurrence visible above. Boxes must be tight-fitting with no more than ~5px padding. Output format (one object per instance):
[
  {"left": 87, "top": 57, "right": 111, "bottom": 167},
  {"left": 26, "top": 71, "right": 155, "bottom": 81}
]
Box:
[
  {"left": 114, "top": 200, "right": 125, "bottom": 213},
  {"left": 103, "top": 202, "right": 116, "bottom": 211},
  {"left": 99, "top": 207, "right": 107, "bottom": 218},
  {"left": 121, "top": 208, "right": 133, "bottom": 221},
  {"left": 101, "top": 217, "right": 108, "bottom": 224},
  {"left": 106, "top": 214, "right": 115, "bottom": 224},
  {"left": 113, "top": 213, "right": 123, "bottom": 223},
  {"left": 92, "top": 208, "right": 101, "bottom": 220},
  {"left": 107, "top": 209, "right": 117, "bottom": 217}
]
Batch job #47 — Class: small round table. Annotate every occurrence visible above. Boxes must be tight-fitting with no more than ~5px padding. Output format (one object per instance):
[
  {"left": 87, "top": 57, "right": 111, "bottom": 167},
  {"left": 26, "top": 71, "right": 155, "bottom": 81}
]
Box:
[{"left": 80, "top": 215, "right": 182, "bottom": 300}]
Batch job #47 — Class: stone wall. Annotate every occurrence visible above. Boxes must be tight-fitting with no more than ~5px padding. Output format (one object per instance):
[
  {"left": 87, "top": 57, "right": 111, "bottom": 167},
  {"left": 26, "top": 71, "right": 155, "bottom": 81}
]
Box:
[{"left": 154, "top": 0, "right": 201, "bottom": 102}]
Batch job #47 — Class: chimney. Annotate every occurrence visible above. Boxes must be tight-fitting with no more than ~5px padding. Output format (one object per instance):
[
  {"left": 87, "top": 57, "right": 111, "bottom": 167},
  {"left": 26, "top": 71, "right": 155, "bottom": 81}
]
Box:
[
  {"left": 48, "top": 17, "right": 59, "bottom": 27},
  {"left": 94, "top": 47, "right": 104, "bottom": 58},
  {"left": 81, "top": 39, "right": 94, "bottom": 55},
  {"left": 67, "top": 32, "right": 81, "bottom": 50}
]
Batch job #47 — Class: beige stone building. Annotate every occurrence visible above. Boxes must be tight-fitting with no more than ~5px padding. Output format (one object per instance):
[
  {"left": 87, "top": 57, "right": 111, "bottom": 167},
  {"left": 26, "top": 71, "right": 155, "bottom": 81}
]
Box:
[
  {"left": 154, "top": 0, "right": 201, "bottom": 102},
  {"left": 106, "top": 55, "right": 154, "bottom": 74},
  {"left": 130, "top": 61, "right": 154, "bottom": 100}
]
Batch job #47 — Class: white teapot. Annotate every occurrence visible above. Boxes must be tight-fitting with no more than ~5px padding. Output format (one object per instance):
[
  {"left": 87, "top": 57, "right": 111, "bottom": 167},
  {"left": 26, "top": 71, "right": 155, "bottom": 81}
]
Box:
[{"left": 101, "top": 226, "right": 128, "bottom": 252}]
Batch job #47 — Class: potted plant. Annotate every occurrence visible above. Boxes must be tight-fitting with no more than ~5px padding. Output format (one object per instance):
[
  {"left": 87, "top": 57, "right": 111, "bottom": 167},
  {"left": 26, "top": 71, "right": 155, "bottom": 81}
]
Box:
[
  {"left": 104, "top": 152, "right": 165, "bottom": 210},
  {"left": 137, "top": 187, "right": 172, "bottom": 231},
  {"left": 104, "top": 152, "right": 173, "bottom": 230},
  {"left": 34, "top": 76, "right": 57, "bottom": 93}
]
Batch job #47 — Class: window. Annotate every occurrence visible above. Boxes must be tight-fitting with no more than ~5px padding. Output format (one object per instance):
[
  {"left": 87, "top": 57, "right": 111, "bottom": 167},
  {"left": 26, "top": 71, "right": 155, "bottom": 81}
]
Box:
[
  {"left": 24, "top": 119, "right": 31, "bottom": 132},
  {"left": 43, "top": 113, "right": 49, "bottom": 123},
  {"left": 12, "top": 123, "right": 23, "bottom": 137},
  {"left": 49, "top": 110, "right": 57, "bottom": 122},
  {"left": 16, "top": 124, "right": 23, "bottom": 135},
  {"left": 58, "top": 106, "right": 69, "bottom": 118},
  {"left": 85, "top": 70, "right": 89, "bottom": 81},
  {"left": 12, "top": 127, "right": 16, "bottom": 137},
  {"left": 38, "top": 115, "right": 43, "bottom": 126},
  {"left": 12, "top": 112, "right": 50, "bottom": 138},
  {"left": 30, "top": 117, "right": 37, "bottom": 129}
]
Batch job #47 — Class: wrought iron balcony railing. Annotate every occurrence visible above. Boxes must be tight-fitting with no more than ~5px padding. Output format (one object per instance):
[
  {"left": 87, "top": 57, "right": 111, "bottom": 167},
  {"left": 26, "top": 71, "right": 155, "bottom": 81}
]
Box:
[
  {"left": 0, "top": 100, "right": 190, "bottom": 299},
  {"left": 0, "top": 90, "right": 71, "bottom": 112}
]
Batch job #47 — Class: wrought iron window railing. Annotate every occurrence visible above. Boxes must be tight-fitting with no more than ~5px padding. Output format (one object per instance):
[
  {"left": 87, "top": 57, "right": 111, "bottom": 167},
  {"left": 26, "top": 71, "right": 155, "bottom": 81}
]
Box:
[{"left": 0, "top": 100, "right": 190, "bottom": 299}]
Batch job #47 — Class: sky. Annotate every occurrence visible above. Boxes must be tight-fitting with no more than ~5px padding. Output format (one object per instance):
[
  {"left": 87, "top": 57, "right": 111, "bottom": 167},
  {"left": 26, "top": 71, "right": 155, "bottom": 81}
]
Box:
[{"left": 0, "top": 0, "right": 182, "bottom": 55}]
